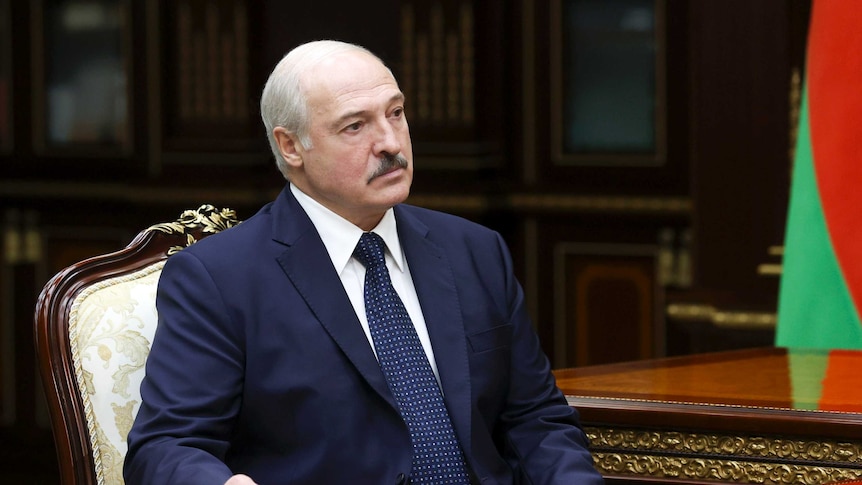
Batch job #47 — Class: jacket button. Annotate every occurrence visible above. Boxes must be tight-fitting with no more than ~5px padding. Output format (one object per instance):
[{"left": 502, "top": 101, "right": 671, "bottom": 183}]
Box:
[{"left": 396, "top": 472, "right": 407, "bottom": 484}]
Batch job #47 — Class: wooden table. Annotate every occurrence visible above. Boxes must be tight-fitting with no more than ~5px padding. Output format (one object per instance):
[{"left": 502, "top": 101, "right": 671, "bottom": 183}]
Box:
[{"left": 554, "top": 347, "right": 862, "bottom": 484}]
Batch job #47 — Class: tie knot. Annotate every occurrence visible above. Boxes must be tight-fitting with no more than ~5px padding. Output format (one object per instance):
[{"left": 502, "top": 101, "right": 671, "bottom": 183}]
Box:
[{"left": 354, "top": 232, "right": 387, "bottom": 269}]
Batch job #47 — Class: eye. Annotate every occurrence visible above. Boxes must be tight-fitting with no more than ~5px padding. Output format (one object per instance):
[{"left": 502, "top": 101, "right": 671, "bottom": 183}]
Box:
[
  {"left": 345, "top": 121, "right": 363, "bottom": 132},
  {"left": 391, "top": 107, "right": 404, "bottom": 118}
]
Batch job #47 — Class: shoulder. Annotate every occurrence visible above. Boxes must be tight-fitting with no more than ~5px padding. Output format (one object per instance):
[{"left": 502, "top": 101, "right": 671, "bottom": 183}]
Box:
[
  {"left": 168, "top": 201, "right": 276, "bottom": 261},
  {"left": 395, "top": 203, "right": 508, "bottom": 259},
  {"left": 395, "top": 203, "right": 497, "bottom": 239}
]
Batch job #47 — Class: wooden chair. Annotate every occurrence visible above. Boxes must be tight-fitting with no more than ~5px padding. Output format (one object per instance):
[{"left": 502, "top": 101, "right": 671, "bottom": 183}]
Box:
[{"left": 35, "top": 205, "right": 240, "bottom": 485}]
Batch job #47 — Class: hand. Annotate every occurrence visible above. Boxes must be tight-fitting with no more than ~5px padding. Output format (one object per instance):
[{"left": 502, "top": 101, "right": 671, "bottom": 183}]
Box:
[{"left": 224, "top": 474, "right": 258, "bottom": 485}]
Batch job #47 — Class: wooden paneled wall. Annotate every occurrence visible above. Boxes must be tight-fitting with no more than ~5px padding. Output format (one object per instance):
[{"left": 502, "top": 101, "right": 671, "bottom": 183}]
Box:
[{"left": 0, "top": 0, "right": 811, "bottom": 480}]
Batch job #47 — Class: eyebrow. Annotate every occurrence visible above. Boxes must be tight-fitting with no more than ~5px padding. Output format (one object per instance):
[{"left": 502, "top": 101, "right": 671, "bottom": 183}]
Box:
[{"left": 330, "top": 93, "right": 406, "bottom": 130}]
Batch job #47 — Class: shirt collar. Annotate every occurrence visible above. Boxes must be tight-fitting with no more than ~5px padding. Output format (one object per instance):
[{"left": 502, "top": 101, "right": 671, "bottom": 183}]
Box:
[{"left": 290, "top": 183, "right": 405, "bottom": 274}]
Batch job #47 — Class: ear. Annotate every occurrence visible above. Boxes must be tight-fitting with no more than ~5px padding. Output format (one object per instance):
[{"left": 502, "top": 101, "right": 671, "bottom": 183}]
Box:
[{"left": 273, "top": 127, "right": 305, "bottom": 170}]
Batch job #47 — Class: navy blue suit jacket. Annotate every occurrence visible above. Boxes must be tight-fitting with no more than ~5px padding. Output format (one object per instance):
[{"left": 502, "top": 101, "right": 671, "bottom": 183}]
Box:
[{"left": 124, "top": 187, "right": 603, "bottom": 485}]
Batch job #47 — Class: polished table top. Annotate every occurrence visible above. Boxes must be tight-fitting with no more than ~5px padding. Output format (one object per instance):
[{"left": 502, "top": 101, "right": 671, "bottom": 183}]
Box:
[{"left": 553, "top": 347, "right": 862, "bottom": 439}]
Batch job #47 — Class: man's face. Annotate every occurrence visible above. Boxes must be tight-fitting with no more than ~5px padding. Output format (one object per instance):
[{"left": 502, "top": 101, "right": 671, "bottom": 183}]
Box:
[{"left": 281, "top": 51, "right": 413, "bottom": 231}]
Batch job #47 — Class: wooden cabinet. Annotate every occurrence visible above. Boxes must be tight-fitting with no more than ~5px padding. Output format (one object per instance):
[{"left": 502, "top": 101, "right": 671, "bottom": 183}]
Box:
[{"left": 517, "top": 0, "right": 810, "bottom": 366}]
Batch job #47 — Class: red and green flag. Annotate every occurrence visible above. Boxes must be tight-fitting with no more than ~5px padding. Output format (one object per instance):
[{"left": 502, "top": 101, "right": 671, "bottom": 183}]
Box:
[{"left": 776, "top": 1, "right": 862, "bottom": 349}]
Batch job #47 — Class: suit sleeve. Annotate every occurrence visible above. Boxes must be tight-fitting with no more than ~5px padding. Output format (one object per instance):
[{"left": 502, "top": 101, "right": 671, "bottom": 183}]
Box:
[
  {"left": 492, "top": 233, "right": 605, "bottom": 485},
  {"left": 124, "top": 250, "right": 244, "bottom": 485}
]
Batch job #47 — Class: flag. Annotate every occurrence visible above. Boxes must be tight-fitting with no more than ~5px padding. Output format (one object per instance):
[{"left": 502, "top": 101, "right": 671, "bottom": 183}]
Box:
[{"left": 776, "top": 1, "right": 862, "bottom": 349}]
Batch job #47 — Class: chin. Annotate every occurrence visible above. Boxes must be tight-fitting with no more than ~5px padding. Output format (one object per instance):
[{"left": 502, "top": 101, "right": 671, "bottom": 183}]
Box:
[
  {"left": 379, "top": 184, "right": 411, "bottom": 208},
  {"left": 390, "top": 189, "right": 411, "bottom": 206}
]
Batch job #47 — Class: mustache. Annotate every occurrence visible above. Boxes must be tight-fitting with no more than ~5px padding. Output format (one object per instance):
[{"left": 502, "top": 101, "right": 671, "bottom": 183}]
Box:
[{"left": 368, "top": 153, "right": 409, "bottom": 182}]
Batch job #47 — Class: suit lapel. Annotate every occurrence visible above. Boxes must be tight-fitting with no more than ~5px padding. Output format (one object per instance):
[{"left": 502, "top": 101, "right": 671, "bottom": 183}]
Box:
[
  {"left": 271, "top": 189, "right": 398, "bottom": 410},
  {"left": 270, "top": 192, "right": 473, "bottom": 440},
  {"left": 396, "top": 207, "right": 473, "bottom": 449}
]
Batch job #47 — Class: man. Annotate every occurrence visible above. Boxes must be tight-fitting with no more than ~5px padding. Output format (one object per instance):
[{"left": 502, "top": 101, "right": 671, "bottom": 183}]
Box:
[{"left": 124, "top": 40, "right": 604, "bottom": 485}]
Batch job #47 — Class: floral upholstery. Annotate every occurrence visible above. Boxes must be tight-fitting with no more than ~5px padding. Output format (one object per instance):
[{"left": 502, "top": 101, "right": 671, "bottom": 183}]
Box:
[{"left": 68, "top": 261, "right": 164, "bottom": 485}]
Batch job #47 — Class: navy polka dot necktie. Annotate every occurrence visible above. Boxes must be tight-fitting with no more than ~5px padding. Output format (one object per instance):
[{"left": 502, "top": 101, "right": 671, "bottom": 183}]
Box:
[{"left": 354, "top": 232, "right": 471, "bottom": 484}]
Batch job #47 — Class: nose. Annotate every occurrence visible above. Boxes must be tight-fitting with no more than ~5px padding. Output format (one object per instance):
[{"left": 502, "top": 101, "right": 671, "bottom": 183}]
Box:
[{"left": 374, "top": 120, "right": 402, "bottom": 157}]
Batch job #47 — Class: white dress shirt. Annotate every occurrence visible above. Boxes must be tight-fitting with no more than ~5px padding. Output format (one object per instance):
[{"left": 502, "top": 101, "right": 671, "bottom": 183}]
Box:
[{"left": 290, "top": 184, "right": 442, "bottom": 382}]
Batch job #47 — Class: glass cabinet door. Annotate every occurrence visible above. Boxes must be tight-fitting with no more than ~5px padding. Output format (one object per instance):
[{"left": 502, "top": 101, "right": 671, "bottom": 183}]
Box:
[
  {"left": 551, "top": 0, "right": 666, "bottom": 166},
  {"left": 34, "top": 0, "right": 131, "bottom": 152}
]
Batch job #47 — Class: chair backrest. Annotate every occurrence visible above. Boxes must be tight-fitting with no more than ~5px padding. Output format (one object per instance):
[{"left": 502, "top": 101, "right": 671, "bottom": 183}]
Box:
[{"left": 35, "top": 205, "right": 240, "bottom": 485}]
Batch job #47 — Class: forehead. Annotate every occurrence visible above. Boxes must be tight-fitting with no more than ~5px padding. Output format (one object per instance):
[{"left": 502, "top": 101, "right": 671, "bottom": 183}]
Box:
[{"left": 302, "top": 52, "right": 402, "bottom": 119}]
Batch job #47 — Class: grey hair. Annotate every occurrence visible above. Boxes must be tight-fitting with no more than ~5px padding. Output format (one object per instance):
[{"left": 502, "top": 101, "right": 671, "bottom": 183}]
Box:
[{"left": 260, "top": 40, "right": 379, "bottom": 177}]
